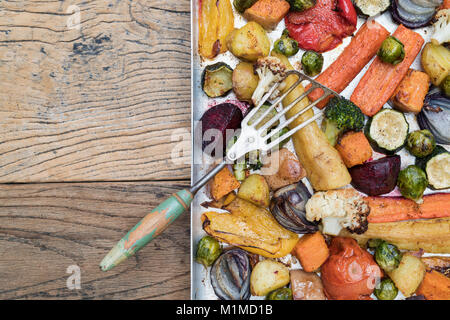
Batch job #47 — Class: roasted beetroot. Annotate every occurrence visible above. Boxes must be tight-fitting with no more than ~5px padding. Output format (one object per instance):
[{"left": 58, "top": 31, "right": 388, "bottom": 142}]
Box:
[
  {"left": 198, "top": 103, "right": 243, "bottom": 157},
  {"left": 349, "top": 155, "right": 401, "bottom": 196}
]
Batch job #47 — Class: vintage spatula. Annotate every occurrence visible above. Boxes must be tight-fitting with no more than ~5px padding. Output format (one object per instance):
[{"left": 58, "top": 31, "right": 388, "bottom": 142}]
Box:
[{"left": 100, "top": 70, "right": 338, "bottom": 271}]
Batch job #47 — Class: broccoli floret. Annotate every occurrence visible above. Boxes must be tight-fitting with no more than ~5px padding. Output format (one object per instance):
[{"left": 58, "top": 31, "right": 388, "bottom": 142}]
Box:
[{"left": 321, "top": 97, "right": 365, "bottom": 146}]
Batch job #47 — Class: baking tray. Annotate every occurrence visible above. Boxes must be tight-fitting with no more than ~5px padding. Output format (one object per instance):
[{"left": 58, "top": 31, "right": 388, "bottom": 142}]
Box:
[{"left": 190, "top": 1, "right": 448, "bottom": 300}]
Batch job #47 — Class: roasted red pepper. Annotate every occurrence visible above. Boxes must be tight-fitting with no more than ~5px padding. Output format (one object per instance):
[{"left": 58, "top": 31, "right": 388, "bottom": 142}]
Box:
[
  {"left": 337, "top": 0, "right": 357, "bottom": 27},
  {"left": 285, "top": 0, "right": 357, "bottom": 53}
]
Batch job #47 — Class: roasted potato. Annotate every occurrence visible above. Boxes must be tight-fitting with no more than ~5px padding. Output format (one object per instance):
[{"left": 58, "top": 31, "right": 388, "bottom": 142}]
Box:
[
  {"left": 226, "top": 22, "right": 270, "bottom": 62},
  {"left": 387, "top": 254, "right": 426, "bottom": 297},
  {"left": 237, "top": 174, "right": 270, "bottom": 207},
  {"left": 232, "top": 62, "right": 259, "bottom": 102},
  {"left": 250, "top": 259, "right": 290, "bottom": 296},
  {"left": 201, "top": 198, "right": 299, "bottom": 258},
  {"left": 340, "top": 218, "right": 450, "bottom": 254},
  {"left": 421, "top": 42, "right": 450, "bottom": 86}
]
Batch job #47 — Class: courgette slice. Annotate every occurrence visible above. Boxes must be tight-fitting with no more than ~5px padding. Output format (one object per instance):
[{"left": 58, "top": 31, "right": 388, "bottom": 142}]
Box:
[
  {"left": 201, "top": 62, "right": 233, "bottom": 98},
  {"left": 366, "top": 108, "right": 409, "bottom": 154},
  {"left": 416, "top": 145, "right": 450, "bottom": 190},
  {"left": 353, "top": 0, "right": 390, "bottom": 17}
]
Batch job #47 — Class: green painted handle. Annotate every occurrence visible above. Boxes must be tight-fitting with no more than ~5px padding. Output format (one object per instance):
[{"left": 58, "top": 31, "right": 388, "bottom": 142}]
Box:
[{"left": 100, "top": 189, "right": 193, "bottom": 271}]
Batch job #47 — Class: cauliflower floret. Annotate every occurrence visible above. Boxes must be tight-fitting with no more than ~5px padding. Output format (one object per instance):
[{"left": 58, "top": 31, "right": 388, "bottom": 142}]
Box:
[
  {"left": 305, "top": 189, "right": 369, "bottom": 236},
  {"left": 251, "top": 57, "right": 287, "bottom": 106},
  {"left": 432, "top": 9, "right": 450, "bottom": 45}
]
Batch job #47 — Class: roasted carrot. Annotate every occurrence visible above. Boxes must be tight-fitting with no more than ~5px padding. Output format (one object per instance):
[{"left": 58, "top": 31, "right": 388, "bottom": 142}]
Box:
[
  {"left": 306, "top": 20, "right": 389, "bottom": 108},
  {"left": 416, "top": 270, "right": 450, "bottom": 300},
  {"left": 442, "top": 0, "right": 450, "bottom": 9},
  {"left": 366, "top": 193, "right": 450, "bottom": 223},
  {"left": 351, "top": 25, "right": 424, "bottom": 116}
]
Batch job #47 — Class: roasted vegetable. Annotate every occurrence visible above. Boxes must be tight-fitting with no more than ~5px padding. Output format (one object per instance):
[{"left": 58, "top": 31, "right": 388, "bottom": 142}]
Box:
[
  {"left": 247, "top": 103, "right": 279, "bottom": 129},
  {"left": 287, "top": 0, "right": 316, "bottom": 11},
  {"left": 431, "top": 8, "right": 450, "bottom": 45},
  {"left": 262, "top": 148, "right": 306, "bottom": 191},
  {"left": 374, "top": 241, "right": 403, "bottom": 272},
  {"left": 336, "top": 131, "right": 373, "bottom": 168},
  {"left": 397, "top": 165, "right": 428, "bottom": 202},
  {"left": 366, "top": 193, "right": 450, "bottom": 223},
  {"left": 415, "top": 145, "right": 450, "bottom": 190},
  {"left": 270, "top": 181, "right": 318, "bottom": 233},
  {"left": 198, "top": 103, "right": 243, "bottom": 158},
  {"left": 441, "top": 74, "right": 450, "bottom": 97},
  {"left": 251, "top": 56, "right": 287, "bottom": 105},
  {"left": 233, "top": 0, "right": 258, "bottom": 13},
  {"left": 374, "top": 278, "right": 399, "bottom": 300},
  {"left": 391, "top": 0, "right": 437, "bottom": 29},
  {"left": 274, "top": 29, "right": 299, "bottom": 57},
  {"left": 377, "top": 36, "right": 405, "bottom": 65},
  {"left": 351, "top": 24, "right": 424, "bottom": 116},
  {"left": 321, "top": 97, "right": 365, "bottom": 146},
  {"left": 307, "top": 20, "right": 390, "bottom": 108},
  {"left": 272, "top": 52, "right": 351, "bottom": 191},
  {"left": 210, "top": 166, "right": 240, "bottom": 201},
  {"left": 421, "top": 42, "right": 450, "bottom": 87},
  {"left": 202, "top": 198, "right": 299, "bottom": 258},
  {"left": 291, "top": 232, "right": 329, "bottom": 272},
  {"left": 422, "top": 256, "right": 450, "bottom": 277},
  {"left": 353, "top": 0, "right": 390, "bottom": 17},
  {"left": 321, "top": 237, "right": 382, "bottom": 300},
  {"left": 387, "top": 253, "right": 426, "bottom": 297},
  {"left": 250, "top": 259, "right": 290, "bottom": 296},
  {"left": 390, "top": 69, "right": 431, "bottom": 114},
  {"left": 417, "top": 88, "right": 450, "bottom": 144},
  {"left": 416, "top": 270, "right": 450, "bottom": 300},
  {"left": 226, "top": 22, "right": 270, "bottom": 62},
  {"left": 349, "top": 155, "right": 401, "bottom": 196},
  {"left": 196, "top": 236, "right": 222, "bottom": 267},
  {"left": 237, "top": 174, "right": 270, "bottom": 207},
  {"left": 199, "top": 0, "right": 234, "bottom": 59},
  {"left": 232, "top": 62, "right": 259, "bottom": 102},
  {"left": 266, "top": 287, "right": 293, "bottom": 300},
  {"left": 243, "top": 0, "right": 291, "bottom": 30},
  {"left": 341, "top": 217, "right": 450, "bottom": 254},
  {"left": 406, "top": 130, "right": 436, "bottom": 158},
  {"left": 366, "top": 108, "right": 409, "bottom": 154},
  {"left": 305, "top": 189, "right": 370, "bottom": 236},
  {"left": 210, "top": 248, "right": 251, "bottom": 300},
  {"left": 201, "top": 62, "right": 233, "bottom": 98},
  {"left": 290, "top": 269, "right": 326, "bottom": 300},
  {"left": 301, "top": 51, "right": 324, "bottom": 76}
]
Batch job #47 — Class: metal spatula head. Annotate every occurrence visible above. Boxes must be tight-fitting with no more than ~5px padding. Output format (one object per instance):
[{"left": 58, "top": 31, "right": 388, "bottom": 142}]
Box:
[{"left": 226, "top": 70, "right": 339, "bottom": 162}]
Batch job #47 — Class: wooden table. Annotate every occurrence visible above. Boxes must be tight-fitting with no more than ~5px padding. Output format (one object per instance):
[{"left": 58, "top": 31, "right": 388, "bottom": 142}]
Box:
[{"left": 0, "top": 0, "right": 191, "bottom": 299}]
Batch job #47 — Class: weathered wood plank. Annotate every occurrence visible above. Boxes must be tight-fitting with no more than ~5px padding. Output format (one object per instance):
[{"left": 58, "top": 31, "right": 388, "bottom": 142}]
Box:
[
  {"left": 0, "top": 0, "right": 191, "bottom": 182},
  {"left": 0, "top": 181, "right": 191, "bottom": 299}
]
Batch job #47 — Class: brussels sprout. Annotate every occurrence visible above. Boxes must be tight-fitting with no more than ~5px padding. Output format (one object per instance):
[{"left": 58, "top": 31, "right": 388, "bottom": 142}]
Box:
[
  {"left": 233, "top": 0, "right": 258, "bottom": 13},
  {"left": 301, "top": 51, "right": 324, "bottom": 77},
  {"left": 397, "top": 165, "right": 428, "bottom": 201},
  {"left": 266, "top": 287, "right": 293, "bottom": 300},
  {"left": 288, "top": 0, "right": 316, "bottom": 12},
  {"left": 441, "top": 75, "right": 450, "bottom": 98},
  {"left": 406, "top": 130, "right": 436, "bottom": 158},
  {"left": 377, "top": 36, "right": 405, "bottom": 65},
  {"left": 375, "top": 241, "right": 402, "bottom": 272},
  {"left": 195, "top": 236, "right": 222, "bottom": 267},
  {"left": 374, "top": 278, "right": 398, "bottom": 300},
  {"left": 273, "top": 30, "right": 299, "bottom": 57}
]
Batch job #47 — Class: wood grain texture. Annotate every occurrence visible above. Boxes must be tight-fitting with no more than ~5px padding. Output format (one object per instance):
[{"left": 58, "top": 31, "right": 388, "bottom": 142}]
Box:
[
  {"left": 0, "top": 181, "right": 191, "bottom": 299},
  {"left": 0, "top": 0, "right": 191, "bottom": 182}
]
